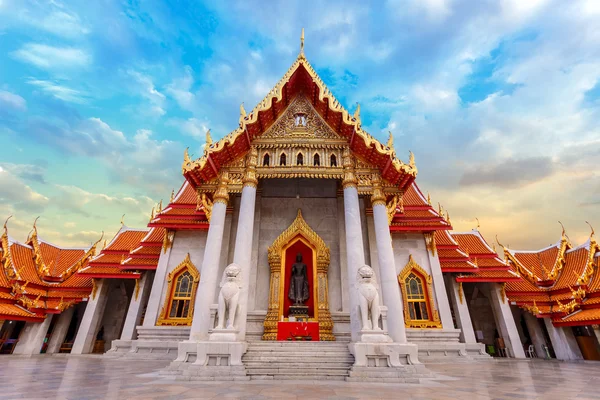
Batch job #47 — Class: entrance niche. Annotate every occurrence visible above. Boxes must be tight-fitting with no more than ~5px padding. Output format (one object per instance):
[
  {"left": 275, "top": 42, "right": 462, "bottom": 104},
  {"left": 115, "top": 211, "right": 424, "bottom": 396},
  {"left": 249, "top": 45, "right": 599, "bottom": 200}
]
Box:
[{"left": 262, "top": 209, "right": 335, "bottom": 341}]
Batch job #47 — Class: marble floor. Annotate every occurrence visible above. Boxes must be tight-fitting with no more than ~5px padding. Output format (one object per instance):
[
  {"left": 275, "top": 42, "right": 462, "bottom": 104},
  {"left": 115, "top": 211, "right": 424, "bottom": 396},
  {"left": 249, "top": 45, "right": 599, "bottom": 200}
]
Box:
[{"left": 0, "top": 356, "right": 598, "bottom": 399}]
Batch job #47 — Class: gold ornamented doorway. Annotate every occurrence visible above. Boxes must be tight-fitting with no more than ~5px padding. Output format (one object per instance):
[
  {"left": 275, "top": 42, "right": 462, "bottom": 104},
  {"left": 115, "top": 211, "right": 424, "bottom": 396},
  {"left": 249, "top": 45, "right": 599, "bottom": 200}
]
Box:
[{"left": 262, "top": 209, "right": 335, "bottom": 341}]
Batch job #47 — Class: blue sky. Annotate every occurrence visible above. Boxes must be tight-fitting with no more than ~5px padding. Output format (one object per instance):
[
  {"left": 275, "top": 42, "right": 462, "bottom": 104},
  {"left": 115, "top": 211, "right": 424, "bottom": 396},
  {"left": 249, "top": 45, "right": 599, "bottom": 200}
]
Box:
[{"left": 0, "top": 0, "right": 599, "bottom": 249}]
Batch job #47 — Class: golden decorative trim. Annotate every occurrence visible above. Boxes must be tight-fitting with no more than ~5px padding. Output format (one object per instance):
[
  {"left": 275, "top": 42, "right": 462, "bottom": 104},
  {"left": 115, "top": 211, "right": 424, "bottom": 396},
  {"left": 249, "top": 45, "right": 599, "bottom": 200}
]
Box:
[
  {"left": 212, "top": 172, "right": 230, "bottom": 205},
  {"left": 398, "top": 255, "right": 442, "bottom": 329},
  {"left": 157, "top": 253, "right": 200, "bottom": 326},
  {"left": 341, "top": 148, "right": 357, "bottom": 189},
  {"left": 424, "top": 232, "right": 437, "bottom": 257},
  {"left": 243, "top": 147, "right": 258, "bottom": 188},
  {"left": 385, "top": 195, "right": 399, "bottom": 225},
  {"left": 370, "top": 173, "right": 386, "bottom": 207},
  {"left": 523, "top": 300, "right": 540, "bottom": 315},
  {"left": 91, "top": 278, "right": 98, "bottom": 300},
  {"left": 134, "top": 277, "right": 140, "bottom": 301},
  {"left": 197, "top": 193, "right": 213, "bottom": 222},
  {"left": 458, "top": 281, "right": 464, "bottom": 304},
  {"left": 162, "top": 230, "right": 174, "bottom": 254},
  {"left": 262, "top": 209, "right": 334, "bottom": 341}
]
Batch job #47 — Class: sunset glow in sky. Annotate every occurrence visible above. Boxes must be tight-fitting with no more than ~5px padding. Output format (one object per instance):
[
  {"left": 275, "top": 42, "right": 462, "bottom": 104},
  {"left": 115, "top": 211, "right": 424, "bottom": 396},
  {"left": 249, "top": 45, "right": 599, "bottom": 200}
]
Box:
[{"left": 0, "top": 0, "right": 598, "bottom": 250}]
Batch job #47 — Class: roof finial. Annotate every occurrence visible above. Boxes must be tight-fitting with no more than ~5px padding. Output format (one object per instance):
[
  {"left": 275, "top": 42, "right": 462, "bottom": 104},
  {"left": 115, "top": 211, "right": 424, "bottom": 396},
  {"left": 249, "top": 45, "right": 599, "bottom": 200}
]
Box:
[
  {"left": 170, "top": 189, "right": 175, "bottom": 203},
  {"left": 558, "top": 221, "right": 566, "bottom": 237},
  {"left": 120, "top": 214, "right": 125, "bottom": 226},
  {"left": 427, "top": 192, "right": 432, "bottom": 206},
  {"left": 149, "top": 207, "right": 155, "bottom": 222},
  {"left": 387, "top": 131, "right": 394, "bottom": 149},
  {"left": 586, "top": 221, "right": 595, "bottom": 237},
  {"left": 353, "top": 103, "right": 361, "bottom": 123},
  {"left": 205, "top": 129, "right": 213, "bottom": 148},
  {"left": 409, "top": 151, "right": 415, "bottom": 168},
  {"left": 496, "top": 235, "right": 505, "bottom": 249},
  {"left": 183, "top": 147, "right": 191, "bottom": 165},
  {"left": 475, "top": 217, "right": 480, "bottom": 229},
  {"left": 240, "top": 102, "right": 247, "bottom": 120},
  {"left": 33, "top": 216, "right": 39, "bottom": 231},
  {"left": 300, "top": 28, "right": 305, "bottom": 57},
  {"left": 3, "top": 215, "right": 12, "bottom": 233}
]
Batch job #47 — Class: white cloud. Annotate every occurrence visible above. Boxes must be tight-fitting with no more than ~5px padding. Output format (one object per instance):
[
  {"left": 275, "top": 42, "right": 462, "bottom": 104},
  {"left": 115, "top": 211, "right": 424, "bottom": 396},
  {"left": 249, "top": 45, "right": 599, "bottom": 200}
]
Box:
[
  {"left": 27, "top": 79, "right": 87, "bottom": 103},
  {"left": 37, "top": 10, "right": 90, "bottom": 38},
  {"left": 167, "top": 117, "right": 209, "bottom": 140},
  {"left": 12, "top": 43, "right": 91, "bottom": 70},
  {"left": 0, "top": 90, "right": 26, "bottom": 111},
  {"left": 0, "top": 167, "right": 49, "bottom": 212},
  {"left": 165, "top": 66, "right": 197, "bottom": 112},
  {"left": 127, "top": 70, "right": 166, "bottom": 116}
]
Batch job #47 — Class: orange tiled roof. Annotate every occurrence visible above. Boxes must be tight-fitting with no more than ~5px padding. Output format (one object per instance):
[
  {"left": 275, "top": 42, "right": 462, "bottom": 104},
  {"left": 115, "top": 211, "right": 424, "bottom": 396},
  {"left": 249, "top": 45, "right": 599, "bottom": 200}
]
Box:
[
  {"left": 0, "top": 303, "right": 44, "bottom": 321},
  {"left": 452, "top": 231, "right": 497, "bottom": 256},
  {"left": 457, "top": 269, "right": 521, "bottom": 283},
  {"left": 555, "top": 308, "right": 600, "bottom": 325},
  {"left": 390, "top": 183, "right": 451, "bottom": 232}
]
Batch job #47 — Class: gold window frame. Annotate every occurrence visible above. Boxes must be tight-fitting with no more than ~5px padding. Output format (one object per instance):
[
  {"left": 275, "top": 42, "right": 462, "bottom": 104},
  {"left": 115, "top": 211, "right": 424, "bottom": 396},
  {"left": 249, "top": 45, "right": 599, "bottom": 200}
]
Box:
[
  {"left": 157, "top": 253, "right": 200, "bottom": 326},
  {"left": 398, "top": 254, "right": 442, "bottom": 328}
]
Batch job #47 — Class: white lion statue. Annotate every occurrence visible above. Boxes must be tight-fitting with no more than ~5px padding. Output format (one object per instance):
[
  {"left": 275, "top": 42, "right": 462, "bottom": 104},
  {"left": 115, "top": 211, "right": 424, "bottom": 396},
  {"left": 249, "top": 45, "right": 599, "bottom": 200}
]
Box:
[
  {"left": 357, "top": 265, "right": 381, "bottom": 331},
  {"left": 216, "top": 263, "right": 242, "bottom": 330}
]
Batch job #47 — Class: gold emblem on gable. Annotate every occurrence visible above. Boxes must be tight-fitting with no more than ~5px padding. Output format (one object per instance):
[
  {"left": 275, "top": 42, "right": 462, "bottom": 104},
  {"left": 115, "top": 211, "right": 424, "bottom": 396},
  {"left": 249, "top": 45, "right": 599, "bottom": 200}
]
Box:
[{"left": 261, "top": 96, "right": 342, "bottom": 140}]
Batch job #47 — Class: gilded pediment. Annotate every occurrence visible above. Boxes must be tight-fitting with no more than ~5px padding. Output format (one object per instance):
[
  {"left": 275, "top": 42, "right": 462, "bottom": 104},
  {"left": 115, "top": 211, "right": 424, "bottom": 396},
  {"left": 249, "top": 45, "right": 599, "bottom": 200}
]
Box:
[{"left": 259, "top": 96, "right": 343, "bottom": 141}]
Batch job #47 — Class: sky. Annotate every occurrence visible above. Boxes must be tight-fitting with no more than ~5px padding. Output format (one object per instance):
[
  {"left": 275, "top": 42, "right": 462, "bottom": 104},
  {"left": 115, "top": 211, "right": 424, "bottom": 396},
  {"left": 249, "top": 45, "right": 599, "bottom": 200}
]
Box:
[{"left": 0, "top": 0, "right": 599, "bottom": 250}]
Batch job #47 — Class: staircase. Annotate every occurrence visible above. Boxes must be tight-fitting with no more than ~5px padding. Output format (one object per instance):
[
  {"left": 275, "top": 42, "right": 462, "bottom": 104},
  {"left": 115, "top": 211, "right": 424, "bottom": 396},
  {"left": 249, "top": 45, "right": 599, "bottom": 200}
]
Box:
[{"left": 242, "top": 341, "right": 354, "bottom": 380}]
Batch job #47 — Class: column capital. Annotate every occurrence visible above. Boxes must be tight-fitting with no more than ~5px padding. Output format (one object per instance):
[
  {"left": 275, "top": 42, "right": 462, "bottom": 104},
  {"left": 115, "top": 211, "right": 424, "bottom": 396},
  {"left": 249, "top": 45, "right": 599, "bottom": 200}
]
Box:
[
  {"left": 243, "top": 146, "right": 259, "bottom": 188},
  {"left": 370, "top": 173, "right": 386, "bottom": 207},
  {"left": 214, "top": 172, "right": 230, "bottom": 204},
  {"left": 342, "top": 147, "right": 358, "bottom": 189}
]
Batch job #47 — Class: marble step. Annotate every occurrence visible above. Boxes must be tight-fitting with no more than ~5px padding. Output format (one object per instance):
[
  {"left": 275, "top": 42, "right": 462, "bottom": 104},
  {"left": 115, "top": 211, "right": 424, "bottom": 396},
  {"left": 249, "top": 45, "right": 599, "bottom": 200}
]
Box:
[
  {"left": 243, "top": 356, "right": 354, "bottom": 363},
  {"left": 246, "top": 367, "right": 350, "bottom": 375}
]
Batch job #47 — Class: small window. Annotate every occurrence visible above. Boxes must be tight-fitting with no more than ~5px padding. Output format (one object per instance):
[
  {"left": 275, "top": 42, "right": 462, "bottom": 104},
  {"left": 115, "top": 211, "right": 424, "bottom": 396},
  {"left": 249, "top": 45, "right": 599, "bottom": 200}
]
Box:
[
  {"left": 330, "top": 154, "right": 337, "bottom": 167},
  {"left": 280, "top": 153, "right": 286, "bottom": 166},
  {"left": 263, "top": 154, "right": 270, "bottom": 166},
  {"left": 297, "top": 153, "right": 304, "bottom": 166},
  {"left": 313, "top": 154, "right": 320, "bottom": 166}
]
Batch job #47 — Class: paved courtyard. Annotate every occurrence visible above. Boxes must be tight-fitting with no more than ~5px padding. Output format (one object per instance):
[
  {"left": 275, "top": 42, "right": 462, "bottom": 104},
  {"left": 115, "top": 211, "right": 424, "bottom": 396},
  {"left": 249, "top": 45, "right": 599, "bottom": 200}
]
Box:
[{"left": 0, "top": 356, "right": 598, "bottom": 399}]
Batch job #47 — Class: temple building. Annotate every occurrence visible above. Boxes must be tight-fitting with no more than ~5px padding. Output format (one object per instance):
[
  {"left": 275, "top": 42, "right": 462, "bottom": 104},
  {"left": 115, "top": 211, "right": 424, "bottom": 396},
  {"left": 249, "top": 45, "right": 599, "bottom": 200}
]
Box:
[{"left": 2, "top": 33, "right": 599, "bottom": 380}]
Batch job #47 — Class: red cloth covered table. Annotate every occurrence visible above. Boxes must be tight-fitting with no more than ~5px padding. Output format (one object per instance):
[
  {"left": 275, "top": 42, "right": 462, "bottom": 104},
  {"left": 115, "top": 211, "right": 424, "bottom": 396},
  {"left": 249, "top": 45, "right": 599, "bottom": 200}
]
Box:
[{"left": 276, "top": 321, "right": 319, "bottom": 341}]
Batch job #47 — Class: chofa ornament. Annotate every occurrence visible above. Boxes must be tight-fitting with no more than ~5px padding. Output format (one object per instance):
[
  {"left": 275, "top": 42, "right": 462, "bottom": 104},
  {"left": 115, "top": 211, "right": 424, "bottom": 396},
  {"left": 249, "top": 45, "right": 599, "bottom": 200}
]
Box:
[
  {"left": 216, "top": 263, "right": 242, "bottom": 330},
  {"left": 357, "top": 265, "right": 382, "bottom": 331}
]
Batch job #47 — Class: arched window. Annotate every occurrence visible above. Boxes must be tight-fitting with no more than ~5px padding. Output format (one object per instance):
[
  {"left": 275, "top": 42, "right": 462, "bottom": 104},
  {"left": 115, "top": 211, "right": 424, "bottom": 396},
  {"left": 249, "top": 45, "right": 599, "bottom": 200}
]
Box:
[
  {"left": 313, "top": 153, "right": 320, "bottom": 166},
  {"left": 263, "top": 153, "right": 270, "bottom": 166},
  {"left": 405, "top": 273, "right": 429, "bottom": 320},
  {"left": 280, "top": 153, "right": 287, "bottom": 166},
  {"left": 297, "top": 153, "right": 304, "bottom": 166},
  {"left": 398, "top": 255, "right": 441, "bottom": 328},
  {"left": 157, "top": 254, "right": 200, "bottom": 326},
  {"left": 330, "top": 154, "right": 337, "bottom": 167},
  {"left": 169, "top": 271, "right": 193, "bottom": 319}
]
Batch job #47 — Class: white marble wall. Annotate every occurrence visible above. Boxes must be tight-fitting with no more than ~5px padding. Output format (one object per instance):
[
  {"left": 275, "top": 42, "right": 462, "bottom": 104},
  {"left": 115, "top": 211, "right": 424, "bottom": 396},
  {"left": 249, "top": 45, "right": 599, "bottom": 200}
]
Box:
[
  {"left": 391, "top": 233, "right": 444, "bottom": 316},
  {"left": 543, "top": 318, "right": 583, "bottom": 360},
  {"left": 157, "top": 230, "right": 208, "bottom": 313}
]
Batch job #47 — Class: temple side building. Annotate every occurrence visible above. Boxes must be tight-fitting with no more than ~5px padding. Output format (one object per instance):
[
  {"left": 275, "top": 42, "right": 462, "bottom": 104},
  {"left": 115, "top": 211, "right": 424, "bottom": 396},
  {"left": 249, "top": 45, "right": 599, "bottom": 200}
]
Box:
[{"left": 2, "top": 33, "right": 599, "bottom": 379}]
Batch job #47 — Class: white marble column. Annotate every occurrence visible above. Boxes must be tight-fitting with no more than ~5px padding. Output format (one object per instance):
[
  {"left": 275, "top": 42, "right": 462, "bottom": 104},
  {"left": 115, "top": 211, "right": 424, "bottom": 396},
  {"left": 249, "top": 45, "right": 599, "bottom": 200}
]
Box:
[
  {"left": 488, "top": 282, "right": 526, "bottom": 358},
  {"left": 189, "top": 174, "right": 230, "bottom": 341},
  {"left": 72, "top": 279, "right": 110, "bottom": 354},
  {"left": 120, "top": 271, "right": 153, "bottom": 340},
  {"left": 543, "top": 318, "right": 583, "bottom": 360},
  {"left": 342, "top": 151, "right": 365, "bottom": 342},
  {"left": 143, "top": 232, "right": 174, "bottom": 327},
  {"left": 370, "top": 179, "right": 406, "bottom": 343},
  {"left": 523, "top": 312, "right": 546, "bottom": 358},
  {"left": 446, "top": 277, "right": 477, "bottom": 343},
  {"left": 46, "top": 307, "right": 75, "bottom": 354},
  {"left": 425, "top": 244, "right": 454, "bottom": 330},
  {"left": 12, "top": 315, "right": 54, "bottom": 355},
  {"left": 232, "top": 147, "right": 258, "bottom": 341}
]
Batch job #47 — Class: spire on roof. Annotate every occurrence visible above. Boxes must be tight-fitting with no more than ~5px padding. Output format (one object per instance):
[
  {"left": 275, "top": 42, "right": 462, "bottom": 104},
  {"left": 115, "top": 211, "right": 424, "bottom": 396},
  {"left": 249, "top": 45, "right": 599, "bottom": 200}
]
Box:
[
  {"left": 170, "top": 189, "right": 175, "bottom": 203},
  {"left": 300, "top": 28, "right": 305, "bottom": 58},
  {"left": 409, "top": 151, "right": 415, "bottom": 168},
  {"left": 205, "top": 129, "right": 213, "bottom": 148},
  {"left": 586, "top": 221, "right": 595, "bottom": 237},
  {"left": 387, "top": 131, "right": 394, "bottom": 149},
  {"left": 475, "top": 217, "right": 480, "bottom": 230},
  {"left": 120, "top": 214, "right": 125, "bottom": 227}
]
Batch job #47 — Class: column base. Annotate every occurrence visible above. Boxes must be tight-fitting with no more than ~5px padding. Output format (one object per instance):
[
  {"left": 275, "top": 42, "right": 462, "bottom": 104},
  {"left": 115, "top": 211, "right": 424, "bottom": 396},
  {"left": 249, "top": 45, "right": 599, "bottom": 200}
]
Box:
[
  {"left": 347, "top": 342, "right": 433, "bottom": 383},
  {"left": 162, "top": 340, "right": 249, "bottom": 381}
]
